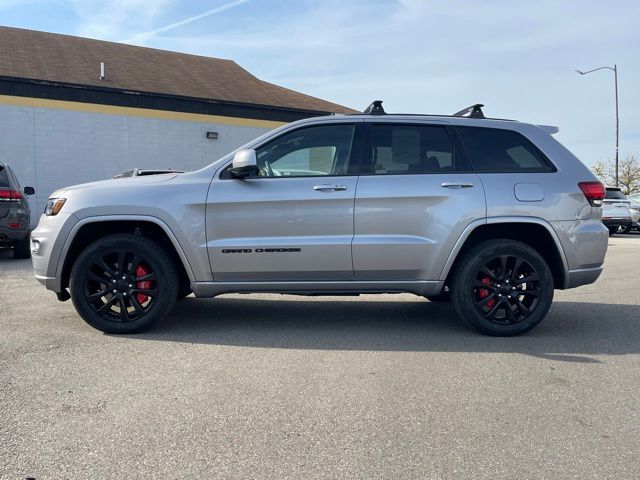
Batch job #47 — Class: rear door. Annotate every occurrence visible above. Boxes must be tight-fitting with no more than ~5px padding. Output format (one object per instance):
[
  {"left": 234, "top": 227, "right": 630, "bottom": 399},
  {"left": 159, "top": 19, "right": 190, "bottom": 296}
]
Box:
[{"left": 352, "top": 121, "right": 486, "bottom": 280}]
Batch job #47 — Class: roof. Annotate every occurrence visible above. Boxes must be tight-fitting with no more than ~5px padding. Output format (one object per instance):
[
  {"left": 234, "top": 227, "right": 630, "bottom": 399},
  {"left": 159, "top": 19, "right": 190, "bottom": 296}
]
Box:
[{"left": 0, "top": 26, "right": 356, "bottom": 115}]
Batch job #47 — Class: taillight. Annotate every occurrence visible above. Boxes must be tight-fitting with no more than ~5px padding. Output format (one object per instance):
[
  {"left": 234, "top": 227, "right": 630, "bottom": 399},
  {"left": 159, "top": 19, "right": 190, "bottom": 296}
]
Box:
[
  {"left": 0, "top": 189, "right": 22, "bottom": 201},
  {"left": 578, "top": 182, "right": 605, "bottom": 207}
]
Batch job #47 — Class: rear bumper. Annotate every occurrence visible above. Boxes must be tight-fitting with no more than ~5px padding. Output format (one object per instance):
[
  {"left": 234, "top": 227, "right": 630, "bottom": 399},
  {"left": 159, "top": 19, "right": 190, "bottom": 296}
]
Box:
[
  {"left": 565, "top": 266, "right": 603, "bottom": 289},
  {"left": 602, "top": 217, "right": 631, "bottom": 228},
  {"left": 0, "top": 225, "right": 29, "bottom": 244}
]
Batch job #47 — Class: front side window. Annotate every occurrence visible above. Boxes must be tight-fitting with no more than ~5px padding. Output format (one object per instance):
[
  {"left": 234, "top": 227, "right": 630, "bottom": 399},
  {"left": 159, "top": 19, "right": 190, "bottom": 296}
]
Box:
[
  {"left": 363, "top": 124, "right": 454, "bottom": 175},
  {"left": 255, "top": 124, "right": 355, "bottom": 177},
  {"left": 457, "top": 126, "right": 555, "bottom": 173}
]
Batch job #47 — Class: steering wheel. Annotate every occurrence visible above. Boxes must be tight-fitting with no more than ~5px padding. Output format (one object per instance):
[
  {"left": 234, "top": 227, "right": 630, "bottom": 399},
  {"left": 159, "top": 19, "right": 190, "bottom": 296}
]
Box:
[
  {"left": 260, "top": 160, "right": 282, "bottom": 177},
  {"left": 261, "top": 159, "right": 274, "bottom": 177}
]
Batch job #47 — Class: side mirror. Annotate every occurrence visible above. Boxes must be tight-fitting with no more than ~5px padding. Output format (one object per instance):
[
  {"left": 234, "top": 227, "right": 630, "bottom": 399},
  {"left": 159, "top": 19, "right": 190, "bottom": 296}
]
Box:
[
  {"left": 228, "top": 149, "right": 259, "bottom": 178},
  {"left": 24, "top": 186, "right": 35, "bottom": 196}
]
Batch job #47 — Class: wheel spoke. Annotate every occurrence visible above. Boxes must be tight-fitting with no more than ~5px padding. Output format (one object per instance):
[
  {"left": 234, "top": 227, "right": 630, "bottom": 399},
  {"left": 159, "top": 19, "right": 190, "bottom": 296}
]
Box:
[
  {"left": 520, "top": 289, "right": 540, "bottom": 297},
  {"left": 130, "top": 295, "right": 145, "bottom": 315},
  {"left": 117, "top": 250, "right": 126, "bottom": 275},
  {"left": 515, "top": 298, "right": 530, "bottom": 316},
  {"left": 88, "top": 271, "right": 111, "bottom": 285},
  {"left": 87, "top": 289, "right": 108, "bottom": 300},
  {"left": 131, "top": 288, "right": 158, "bottom": 296},
  {"left": 97, "top": 258, "right": 116, "bottom": 277},
  {"left": 129, "top": 255, "right": 141, "bottom": 274},
  {"left": 516, "top": 274, "right": 538, "bottom": 285},
  {"left": 485, "top": 298, "right": 504, "bottom": 319},
  {"left": 135, "top": 273, "right": 157, "bottom": 282},
  {"left": 511, "top": 258, "right": 523, "bottom": 281},
  {"left": 475, "top": 292, "right": 497, "bottom": 307},
  {"left": 499, "top": 256, "right": 508, "bottom": 277},
  {"left": 119, "top": 297, "right": 131, "bottom": 322},
  {"left": 504, "top": 302, "right": 516, "bottom": 323},
  {"left": 480, "top": 267, "right": 498, "bottom": 281},
  {"left": 96, "top": 296, "right": 118, "bottom": 314},
  {"left": 473, "top": 280, "right": 495, "bottom": 290}
]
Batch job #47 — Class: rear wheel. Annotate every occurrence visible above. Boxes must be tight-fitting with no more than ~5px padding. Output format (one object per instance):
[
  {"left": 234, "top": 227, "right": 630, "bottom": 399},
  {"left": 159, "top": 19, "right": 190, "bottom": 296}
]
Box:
[
  {"left": 13, "top": 236, "right": 31, "bottom": 259},
  {"left": 70, "top": 234, "right": 178, "bottom": 334},
  {"left": 618, "top": 224, "right": 631, "bottom": 234},
  {"left": 450, "top": 240, "right": 554, "bottom": 336}
]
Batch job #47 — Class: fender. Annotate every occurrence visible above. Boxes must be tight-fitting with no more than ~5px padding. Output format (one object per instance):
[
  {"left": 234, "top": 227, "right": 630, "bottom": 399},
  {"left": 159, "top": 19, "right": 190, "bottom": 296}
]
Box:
[
  {"left": 438, "top": 216, "right": 570, "bottom": 287},
  {"left": 55, "top": 214, "right": 196, "bottom": 284}
]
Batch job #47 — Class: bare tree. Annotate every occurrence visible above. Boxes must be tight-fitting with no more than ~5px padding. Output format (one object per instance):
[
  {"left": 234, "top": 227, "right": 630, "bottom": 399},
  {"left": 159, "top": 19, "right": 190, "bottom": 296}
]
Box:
[{"left": 592, "top": 154, "right": 640, "bottom": 195}]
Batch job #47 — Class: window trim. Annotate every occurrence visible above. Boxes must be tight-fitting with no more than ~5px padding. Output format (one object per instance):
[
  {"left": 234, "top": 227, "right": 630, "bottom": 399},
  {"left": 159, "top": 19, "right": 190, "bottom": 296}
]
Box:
[
  {"left": 358, "top": 122, "right": 466, "bottom": 176},
  {"left": 219, "top": 122, "right": 360, "bottom": 180},
  {"left": 455, "top": 125, "right": 557, "bottom": 174}
]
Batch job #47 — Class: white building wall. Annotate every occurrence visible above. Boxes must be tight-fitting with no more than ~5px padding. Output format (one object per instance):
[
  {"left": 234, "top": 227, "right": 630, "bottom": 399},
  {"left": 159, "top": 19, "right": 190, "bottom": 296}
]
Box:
[{"left": 0, "top": 100, "right": 277, "bottom": 221}]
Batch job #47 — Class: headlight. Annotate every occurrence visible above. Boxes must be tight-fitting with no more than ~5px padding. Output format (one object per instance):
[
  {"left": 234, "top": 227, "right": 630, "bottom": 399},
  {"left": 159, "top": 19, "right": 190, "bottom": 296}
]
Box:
[{"left": 45, "top": 198, "right": 66, "bottom": 216}]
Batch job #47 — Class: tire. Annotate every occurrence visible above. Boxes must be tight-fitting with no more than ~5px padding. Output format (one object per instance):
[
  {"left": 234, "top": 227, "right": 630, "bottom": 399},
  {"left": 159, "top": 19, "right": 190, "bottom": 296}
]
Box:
[
  {"left": 13, "top": 236, "right": 31, "bottom": 259},
  {"left": 70, "top": 233, "right": 179, "bottom": 334},
  {"left": 177, "top": 286, "right": 192, "bottom": 300},
  {"left": 618, "top": 224, "right": 631, "bottom": 234},
  {"left": 608, "top": 227, "right": 619, "bottom": 236},
  {"left": 450, "top": 239, "right": 554, "bottom": 336}
]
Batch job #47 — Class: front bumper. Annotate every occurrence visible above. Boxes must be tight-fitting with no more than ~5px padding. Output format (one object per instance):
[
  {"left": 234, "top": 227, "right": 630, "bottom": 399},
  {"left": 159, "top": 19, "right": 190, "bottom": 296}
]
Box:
[{"left": 30, "top": 213, "right": 78, "bottom": 293}]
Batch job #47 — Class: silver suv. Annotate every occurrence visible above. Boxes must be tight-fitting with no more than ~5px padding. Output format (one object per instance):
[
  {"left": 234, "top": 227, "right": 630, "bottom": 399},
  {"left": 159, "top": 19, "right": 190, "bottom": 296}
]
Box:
[{"left": 31, "top": 102, "right": 608, "bottom": 336}]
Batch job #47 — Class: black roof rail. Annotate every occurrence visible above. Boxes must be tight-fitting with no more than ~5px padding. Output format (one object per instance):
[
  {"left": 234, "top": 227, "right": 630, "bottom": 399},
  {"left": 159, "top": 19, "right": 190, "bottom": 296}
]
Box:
[
  {"left": 453, "top": 104, "right": 485, "bottom": 118},
  {"left": 363, "top": 100, "right": 386, "bottom": 115}
]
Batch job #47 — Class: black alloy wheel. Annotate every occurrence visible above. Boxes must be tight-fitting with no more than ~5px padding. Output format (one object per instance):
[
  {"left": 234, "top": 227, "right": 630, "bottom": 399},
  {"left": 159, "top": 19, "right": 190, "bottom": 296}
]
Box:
[
  {"left": 450, "top": 240, "right": 554, "bottom": 336},
  {"left": 70, "top": 234, "right": 178, "bottom": 334}
]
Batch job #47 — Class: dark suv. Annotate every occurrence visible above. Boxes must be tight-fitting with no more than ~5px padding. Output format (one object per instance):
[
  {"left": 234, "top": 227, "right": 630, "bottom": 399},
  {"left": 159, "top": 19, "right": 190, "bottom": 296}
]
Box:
[{"left": 0, "top": 163, "right": 35, "bottom": 259}]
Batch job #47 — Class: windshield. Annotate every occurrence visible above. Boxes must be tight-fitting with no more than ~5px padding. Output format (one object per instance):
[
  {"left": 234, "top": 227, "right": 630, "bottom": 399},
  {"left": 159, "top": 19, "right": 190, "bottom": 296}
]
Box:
[
  {"left": 605, "top": 188, "right": 627, "bottom": 200},
  {"left": 0, "top": 166, "right": 10, "bottom": 188}
]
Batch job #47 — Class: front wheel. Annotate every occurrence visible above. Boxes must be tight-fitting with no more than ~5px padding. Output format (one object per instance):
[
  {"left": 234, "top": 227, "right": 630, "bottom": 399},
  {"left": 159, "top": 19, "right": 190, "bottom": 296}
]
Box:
[
  {"left": 450, "top": 240, "right": 554, "bottom": 336},
  {"left": 618, "top": 224, "right": 631, "bottom": 234},
  {"left": 608, "top": 227, "right": 619, "bottom": 236},
  {"left": 70, "top": 234, "right": 179, "bottom": 334}
]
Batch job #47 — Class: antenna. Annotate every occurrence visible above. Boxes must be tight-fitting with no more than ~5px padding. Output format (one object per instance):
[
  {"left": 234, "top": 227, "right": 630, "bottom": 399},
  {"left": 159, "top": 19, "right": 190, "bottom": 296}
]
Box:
[{"left": 99, "top": 62, "right": 105, "bottom": 80}]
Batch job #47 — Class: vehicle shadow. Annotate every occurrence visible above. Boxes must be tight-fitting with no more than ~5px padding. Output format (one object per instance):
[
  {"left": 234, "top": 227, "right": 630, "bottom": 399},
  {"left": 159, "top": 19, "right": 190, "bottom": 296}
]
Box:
[{"left": 129, "top": 296, "right": 640, "bottom": 363}]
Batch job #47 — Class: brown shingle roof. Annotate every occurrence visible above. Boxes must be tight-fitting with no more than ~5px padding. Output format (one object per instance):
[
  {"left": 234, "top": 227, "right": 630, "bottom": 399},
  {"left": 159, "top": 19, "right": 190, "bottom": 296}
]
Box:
[{"left": 0, "top": 26, "right": 356, "bottom": 114}]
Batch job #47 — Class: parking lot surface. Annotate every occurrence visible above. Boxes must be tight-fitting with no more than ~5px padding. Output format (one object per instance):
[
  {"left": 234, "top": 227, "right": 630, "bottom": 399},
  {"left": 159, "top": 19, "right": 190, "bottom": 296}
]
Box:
[{"left": 1, "top": 234, "right": 639, "bottom": 479}]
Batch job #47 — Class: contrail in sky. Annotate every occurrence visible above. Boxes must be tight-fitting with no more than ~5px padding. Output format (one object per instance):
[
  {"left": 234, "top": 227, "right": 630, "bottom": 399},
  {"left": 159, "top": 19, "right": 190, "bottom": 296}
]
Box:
[{"left": 123, "top": 0, "right": 252, "bottom": 44}]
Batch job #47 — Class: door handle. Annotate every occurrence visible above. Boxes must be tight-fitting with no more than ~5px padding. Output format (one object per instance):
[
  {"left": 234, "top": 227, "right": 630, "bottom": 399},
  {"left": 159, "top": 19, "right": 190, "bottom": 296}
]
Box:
[
  {"left": 313, "top": 184, "right": 347, "bottom": 192},
  {"left": 440, "top": 182, "right": 474, "bottom": 189}
]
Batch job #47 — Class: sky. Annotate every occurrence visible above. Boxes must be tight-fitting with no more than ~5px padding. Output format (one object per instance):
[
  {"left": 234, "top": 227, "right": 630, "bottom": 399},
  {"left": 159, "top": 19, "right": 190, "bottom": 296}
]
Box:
[{"left": 1, "top": 0, "right": 638, "bottom": 166}]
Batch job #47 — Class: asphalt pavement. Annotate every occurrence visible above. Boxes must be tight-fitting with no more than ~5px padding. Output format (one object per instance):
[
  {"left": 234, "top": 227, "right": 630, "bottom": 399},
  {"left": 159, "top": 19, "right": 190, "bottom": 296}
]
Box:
[{"left": 1, "top": 234, "right": 639, "bottom": 479}]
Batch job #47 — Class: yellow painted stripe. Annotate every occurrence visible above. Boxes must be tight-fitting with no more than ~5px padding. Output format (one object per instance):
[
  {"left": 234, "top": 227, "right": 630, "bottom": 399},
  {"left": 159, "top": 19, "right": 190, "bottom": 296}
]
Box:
[{"left": 0, "top": 94, "right": 286, "bottom": 128}]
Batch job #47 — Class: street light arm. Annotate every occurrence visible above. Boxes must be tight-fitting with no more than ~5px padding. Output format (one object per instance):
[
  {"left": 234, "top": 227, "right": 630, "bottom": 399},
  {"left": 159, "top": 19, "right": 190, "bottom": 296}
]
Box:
[{"left": 575, "top": 66, "right": 615, "bottom": 75}]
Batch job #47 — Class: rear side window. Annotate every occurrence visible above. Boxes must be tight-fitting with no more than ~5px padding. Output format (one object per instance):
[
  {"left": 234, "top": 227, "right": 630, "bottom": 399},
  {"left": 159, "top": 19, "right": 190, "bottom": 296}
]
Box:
[
  {"left": 0, "top": 166, "right": 10, "bottom": 188},
  {"left": 457, "top": 126, "right": 555, "bottom": 173},
  {"left": 363, "top": 124, "right": 454, "bottom": 175}
]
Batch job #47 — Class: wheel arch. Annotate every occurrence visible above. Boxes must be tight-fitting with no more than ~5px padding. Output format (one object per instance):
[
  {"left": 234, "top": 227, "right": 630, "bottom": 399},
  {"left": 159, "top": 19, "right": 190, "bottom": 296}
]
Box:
[
  {"left": 440, "top": 217, "right": 569, "bottom": 289},
  {"left": 58, "top": 216, "right": 194, "bottom": 292}
]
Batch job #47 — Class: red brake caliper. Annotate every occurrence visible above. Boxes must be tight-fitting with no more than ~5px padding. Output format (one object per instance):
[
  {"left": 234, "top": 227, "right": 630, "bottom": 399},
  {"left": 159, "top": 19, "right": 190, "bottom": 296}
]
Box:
[
  {"left": 136, "top": 265, "right": 151, "bottom": 304},
  {"left": 478, "top": 276, "right": 495, "bottom": 309}
]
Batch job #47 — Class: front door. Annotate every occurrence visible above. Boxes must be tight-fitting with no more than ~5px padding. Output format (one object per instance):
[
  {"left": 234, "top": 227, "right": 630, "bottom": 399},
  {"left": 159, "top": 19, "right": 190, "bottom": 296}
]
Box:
[{"left": 206, "top": 122, "right": 359, "bottom": 281}]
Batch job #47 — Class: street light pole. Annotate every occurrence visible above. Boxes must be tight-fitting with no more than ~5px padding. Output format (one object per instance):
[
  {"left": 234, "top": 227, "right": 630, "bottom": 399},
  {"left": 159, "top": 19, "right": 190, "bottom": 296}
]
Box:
[{"left": 576, "top": 65, "right": 620, "bottom": 187}]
